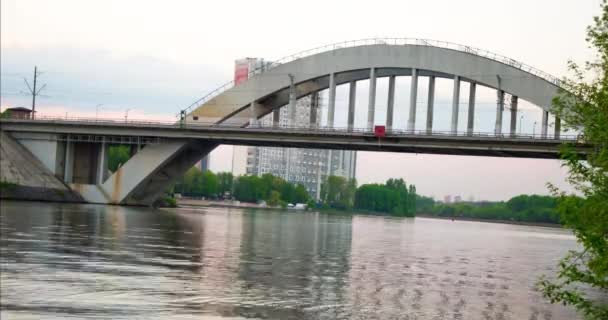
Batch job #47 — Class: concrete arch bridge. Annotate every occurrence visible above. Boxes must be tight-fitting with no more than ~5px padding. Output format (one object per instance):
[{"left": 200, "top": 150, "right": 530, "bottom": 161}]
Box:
[{"left": 0, "top": 38, "right": 589, "bottom": 206}]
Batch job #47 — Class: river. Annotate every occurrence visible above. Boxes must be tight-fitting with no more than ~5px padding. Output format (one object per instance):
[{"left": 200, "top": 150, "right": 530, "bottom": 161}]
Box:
[{"left": 0, "top": 200, "right": 580, "bottom": 319}]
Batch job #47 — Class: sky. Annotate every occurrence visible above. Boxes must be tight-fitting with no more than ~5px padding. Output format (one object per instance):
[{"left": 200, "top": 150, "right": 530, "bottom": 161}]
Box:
[{"left": 0, "top": 0, "right": 601, "bottom": 201}]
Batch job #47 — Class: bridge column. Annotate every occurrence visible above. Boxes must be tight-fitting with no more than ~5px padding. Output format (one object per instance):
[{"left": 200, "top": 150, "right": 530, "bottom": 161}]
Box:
[
  {"left": 63, "top": 137, "right": 74, "bottom": 183},
  {"left": 451, "top": 75, "right": 460, "bottom": 134},
  {"left": 96, "top": 141, "right": 109, "bottom": 184},
  {"left": 408, "top": 68, "right": 418, "bottom": 132},
  {"left": 367, "top": 68, "right": 376, "bottom": 131},
  {"left": 495, "top": 90, "right": 505, "bottom": 136},
  {"left": 426, "top": 76, "right": 435, "bottom": 134},
  {"left": 328, "top": 73, "right": 336, "bottom": 127},
  {"left": 467, "top": 82, "right": 476, "bottom": 135},
  {"left": 347, "top": 81, "right": 357, "bottom": 132},
  {"left": 541, "top": 110, "right": 549, "bottom": 138},
  {"left": 288, "top": 74, "right": 296, "bottom": 125},
  {"left": 273, "top": 109, "right": 280, "bottom": 128},
  {"left": 387, "top": 75, "right": 396, "bottom": 132},
  {"left": 554, "top": 116, "right": 561, "bottom": 139},
  {"left": 310, "top": 91, "right": 319, "bottom": 128},
  {"left": 510, "top": 96, "right": 518, "bottom": 137},
  {"left": 249, "top": 101, "right": 258, "bottom": 127}
]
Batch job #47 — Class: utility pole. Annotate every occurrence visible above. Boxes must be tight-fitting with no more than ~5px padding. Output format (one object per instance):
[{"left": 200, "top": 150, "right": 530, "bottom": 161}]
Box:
[{"left": 23, "top": 66, "right": 46, "bottom": 119}]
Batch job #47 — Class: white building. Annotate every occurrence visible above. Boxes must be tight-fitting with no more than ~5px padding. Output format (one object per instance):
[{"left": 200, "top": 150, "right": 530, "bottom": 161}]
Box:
[{"left": 231, "top": 58, "right": 356, "bottom": 199}]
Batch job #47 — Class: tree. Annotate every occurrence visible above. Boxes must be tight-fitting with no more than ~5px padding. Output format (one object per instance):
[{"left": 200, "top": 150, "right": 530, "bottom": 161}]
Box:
[
  {"left": 293, "top": 184, "right": 309, "bottom": 204},
  {"left": 107, "top": 145, "right": 131, "bottom": 172},
  {"left": 200, "top": 170, "right": 219, "bottom": 197},
  {"left": 217, "top": 172, "right": 234, "bottom": 195},
  {"left": 538, "top": 2, "right": 608, "bottom": 318}
]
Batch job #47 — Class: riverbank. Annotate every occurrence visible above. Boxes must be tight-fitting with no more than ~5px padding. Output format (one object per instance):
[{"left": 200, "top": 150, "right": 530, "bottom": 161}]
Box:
[{"left": 175, "top": 199, "right": 563, "bottom": 228}]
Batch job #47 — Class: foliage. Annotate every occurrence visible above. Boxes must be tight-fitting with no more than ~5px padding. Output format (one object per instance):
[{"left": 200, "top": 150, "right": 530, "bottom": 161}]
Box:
[
  {"left": 538, "top": 2, "right": 608, "bottom": 318},
  {"left": 217, "top": 172, "right": 234, "bottom": 195},
  {"left": 107, "top": 145, "right": 131, "bottom": 172},
  {"left": 421, "top": 194, "right": 560, "bottom": 224},
  {"left": 0, "top": 109, "right": 12, "bottom": 119},
  {"left": 354, "top": 178, "right": 416, "bottom": 217},
  {"left": 321, "top": 176, "right": 357, "bottom": 209},
  {"left": 0, "top": 179, "right": 17, "bottom": 191},
  {"left": 176, "top": 167, "right": 220, "bottom": 198},
  {"left": 232, "top": 173, "right": 310, "bottom": 205}
]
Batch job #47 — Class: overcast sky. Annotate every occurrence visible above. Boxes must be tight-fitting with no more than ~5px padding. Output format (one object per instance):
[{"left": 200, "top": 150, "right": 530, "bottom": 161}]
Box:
[{"left": 0, "top": 0, "right": 601, "bottom": 200}]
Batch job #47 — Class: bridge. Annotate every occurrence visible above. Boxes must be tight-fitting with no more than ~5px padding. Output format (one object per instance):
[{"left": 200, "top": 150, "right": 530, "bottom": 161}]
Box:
[{"left": 0, "top": 38, "right": 591, "bottom": 206}]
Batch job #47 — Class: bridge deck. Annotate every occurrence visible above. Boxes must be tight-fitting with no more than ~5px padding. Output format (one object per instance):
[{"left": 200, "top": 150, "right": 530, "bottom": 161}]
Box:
[{"left": 0, "top": 118, "right": 590, "bottom": 159}]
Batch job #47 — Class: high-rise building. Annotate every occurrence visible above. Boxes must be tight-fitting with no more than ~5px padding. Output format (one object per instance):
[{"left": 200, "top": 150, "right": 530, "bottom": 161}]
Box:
[{"left": 231, "top": 58, "right": 356, "bottom": 200}]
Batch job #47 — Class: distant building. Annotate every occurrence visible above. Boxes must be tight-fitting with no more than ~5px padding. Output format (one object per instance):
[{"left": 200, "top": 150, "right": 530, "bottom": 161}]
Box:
[
  {"left": 443, "top": 195, "right": 452, "bottom": 204},
  {"left": 230, "top": 57, "right": 356, "bottom": 199},
  {"left": 2, "top": 107, "right": 32, "bottom": 119},
  {"left": 199, "top": 156, "right": 209, "bottom": 172},
  {"left": 454, "top": 195, "right": 462, "bottom": 203}
]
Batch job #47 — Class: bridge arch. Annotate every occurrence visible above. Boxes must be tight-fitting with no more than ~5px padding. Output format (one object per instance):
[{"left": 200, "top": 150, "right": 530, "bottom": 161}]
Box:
[{"left": 188, "top": 38, "right": 562, "bottom": 137}]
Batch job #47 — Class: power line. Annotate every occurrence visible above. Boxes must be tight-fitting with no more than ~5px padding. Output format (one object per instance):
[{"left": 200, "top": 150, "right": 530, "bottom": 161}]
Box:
[{"left": 23, "top": 66, "right": 46, "bottom": 118}]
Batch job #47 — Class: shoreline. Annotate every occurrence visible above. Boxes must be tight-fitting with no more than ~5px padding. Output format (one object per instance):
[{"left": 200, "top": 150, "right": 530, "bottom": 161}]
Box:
[{"left": 174, "top": 199, "right": 564, "bottom": 228}]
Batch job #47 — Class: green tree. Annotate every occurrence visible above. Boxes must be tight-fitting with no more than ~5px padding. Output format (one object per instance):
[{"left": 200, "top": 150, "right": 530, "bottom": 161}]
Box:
[
  {"left": 200, "top": 170, "right": 219, "bottom": 197},
  {"left": 293, "top": 184, "right": 310, "bottom": 204},
  {"left": 538, "top": 2, "right": 608, "bottom": 318},
  {"left": 217, "top": 172, "right": 234, "bottom": 195},
  {"left": 107, "top": 145, "right": 131, "bottom": 172}
]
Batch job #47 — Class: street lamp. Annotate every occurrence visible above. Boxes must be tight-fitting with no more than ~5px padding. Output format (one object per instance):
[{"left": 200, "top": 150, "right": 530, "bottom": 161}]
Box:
[
  {"left": 124, "top": 108, "right": 131, "bottom": 123},
  {"left": 95, "top": 104, "right": 103, "bottom": 120},
  {"left": 519, "top": 114, "right": 524, "bottom": 135}
]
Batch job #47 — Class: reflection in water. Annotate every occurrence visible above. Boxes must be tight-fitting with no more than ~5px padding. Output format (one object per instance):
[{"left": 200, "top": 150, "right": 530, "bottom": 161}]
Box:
[{"left": 0, "top": 201, "right": 579, "bottom": 319}]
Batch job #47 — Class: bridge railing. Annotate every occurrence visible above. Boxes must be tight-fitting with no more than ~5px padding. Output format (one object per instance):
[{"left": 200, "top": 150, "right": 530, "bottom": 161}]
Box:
[
  {"left": 2, "top": 116, "right": 582, "bottom": 142},
  {"left": 177, "top": 37, "right": 563, "bottom": 117}
]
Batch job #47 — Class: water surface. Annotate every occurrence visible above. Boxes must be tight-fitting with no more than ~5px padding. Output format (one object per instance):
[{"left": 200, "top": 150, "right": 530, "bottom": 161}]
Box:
[{"left": 0, "top": 201, "right": 579, "bottom": 319}]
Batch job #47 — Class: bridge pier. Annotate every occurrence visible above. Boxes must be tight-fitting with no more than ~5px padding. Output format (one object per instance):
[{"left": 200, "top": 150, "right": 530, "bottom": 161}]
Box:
[
  {"left": 510, "top": 96, "right": 518, "bottom": 137},
  {"left": 451, "top": 75, "right": 460, "bottom": 134},
  {"left": 347, "top": 81, "right": 357, "bottom": 131},
  {"left": 541, "top": 110, "right": 549, "bottom": 138},
  {"left": 495, "top": 89, "right": 505, "bottom": 135},
  {"left": 467, "top": 82, "right": 476, "bottom": 135},
  {"left": 367, "top": 68, "right": 376, "bottom": 131},
  {"left": 63, "top": 139, "right": 74, "bottom": 183},
  {"left": 408, "top": 68, "right": 418, "bottom": 132},
  {"left": 273, "top": 109, "right": 280, "bottom": 128},
  {"left": 386, "top": 75, "right": 396, "bottom": 131},
  {"left": 328, "top": 73, "right": 336, "bottom": 128},
  {"left": 426, "top": 76, "right": 435, "bottom": 134}
]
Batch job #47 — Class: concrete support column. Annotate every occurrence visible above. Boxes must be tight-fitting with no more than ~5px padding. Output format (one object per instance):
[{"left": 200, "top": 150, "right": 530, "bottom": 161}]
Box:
[
  {"left": 63, "top": 137, "right": 74, "bottom": 183},
  {"left": 347, "top": 81, "right": 357, "bottom": 132},
  {"left": 249, "top": 101, "right": 258, "bottom": 127},
  {"left": 541, "top": 110, "right": 549, "bottom": 138},
  {"left": 467, "top": 82, "right": 476, "bottom": 135},
  {"left": 310, "top": 91, "right": 319, "bottom": 128},
  {"left": 367, "top": 68, "right": 376, "bottom": 131},
  {"left": 408, "top": 68, "right": 418, "bottom": 132},
  {"left": 328, "top": 73, "right": 336, "bottom": 127},
  {"left": 273, "top": 109, "right": 280, "bottom": 128},
  {"left": 510, "top": 96, "right": 518, "bottom": 137},
  {"left": 386, "top": 75, "right": 396, "bottom": 131},
  {"left": 426, "top": 76, "right": 435, "bottom": 134},
  {"left": 495, "top": 90, "right": 505, "bottom": 135},
  {"left": 96, "top": 141, "right": 108, "bottom": 184},
  {"left": 451, "top": 75, "right": 460, "bottom": 134},
  {"left": 288, "top": 74, "right": 296, "bottom": 126},
  {"left": 554, "top": 116, "right": 561, "bottom": 139}
]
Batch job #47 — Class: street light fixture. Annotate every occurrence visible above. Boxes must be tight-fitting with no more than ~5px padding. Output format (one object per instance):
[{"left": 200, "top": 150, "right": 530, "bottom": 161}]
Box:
[
  {"left": 125, "top": 108, "right": 131, "bottom": 123},
  {"left": 95, "top": 104, "right": 103, "bottom": 120}
]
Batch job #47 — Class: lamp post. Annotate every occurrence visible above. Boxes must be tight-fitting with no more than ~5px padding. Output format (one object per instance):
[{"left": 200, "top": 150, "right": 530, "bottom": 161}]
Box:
[
  {"left": 124, "top": 109, "right": 131, "bottom": 123},
  {"left": 519, "top": 114, "right": 524, "bottom": 135},
  {"left": 533, "top": 121, "right": 538, "bottom": 137},
  {"left": 95, "top": 104, "right": 103, "bottom": 120}
]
